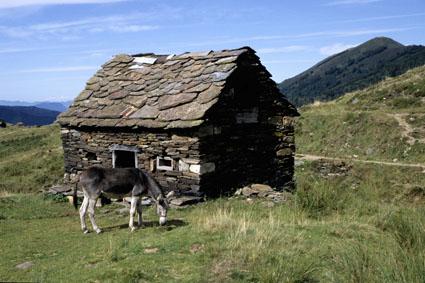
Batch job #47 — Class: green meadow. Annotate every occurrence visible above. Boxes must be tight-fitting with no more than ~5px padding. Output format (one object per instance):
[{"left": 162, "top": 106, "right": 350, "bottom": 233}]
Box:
[{"left": 1, "top": 124, "right": 425, "bottom": 282}]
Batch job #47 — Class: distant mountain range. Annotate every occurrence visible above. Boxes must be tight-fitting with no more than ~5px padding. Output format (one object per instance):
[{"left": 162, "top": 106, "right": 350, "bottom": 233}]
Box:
[
  {"left": 279, "top": 37, "right": 425, "bottom": 106},
  {"left": 0, "top": 106, "right": 60, "bottom": 126},
  {"left": 0, "top": 100, "right": 72, "bottom": 112}
]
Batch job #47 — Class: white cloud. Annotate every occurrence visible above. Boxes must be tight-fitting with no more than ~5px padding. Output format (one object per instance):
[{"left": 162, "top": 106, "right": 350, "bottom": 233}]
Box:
[
  {"left": 102, "top": 24, "right": 158, "bottom": 33},
  {"left": 257, "top": 45, "right": 309, "bottom": 54},
  {"left": 18, "top": 66, "right": 98, "bottom": 73},
  {"left": 320, "top": 43, "right": 358, "bottom": 56},
  {"left": 182, "top": 27, "right": 412, "bottom": 48},
  {"left": 0, "top": 12, "right": 160, "bottom": 38},
  {"left": 0, "top": 0, "right": 127, "bottom": 9},
  {"left": 333, "top": 12, "right": 425, "bottom": 24},
  {"left": 325, "top": 0, "right": 383, "bottom": 6}
]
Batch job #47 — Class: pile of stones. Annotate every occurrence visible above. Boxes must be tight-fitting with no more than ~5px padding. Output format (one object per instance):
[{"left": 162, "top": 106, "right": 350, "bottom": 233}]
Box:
[
  {"left": 234, "top": 183, "right": 291, "bottom": 203},
  {"left": 46, "top": 184, "right": 204, "bottom": 209}
]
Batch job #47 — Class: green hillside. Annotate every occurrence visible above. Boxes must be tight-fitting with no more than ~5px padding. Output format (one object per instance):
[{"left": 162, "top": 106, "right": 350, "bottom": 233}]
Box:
[
  {"left": 0, "top": 106, "right": 60, "bottom": 126},
  {"left": 0, "top": 124, "right": 63, "bottom": 195},
  {"left": 296, "top": 64, "right": 425, "bottom": 163},
  {"left": 280, "top": 37, "right": 425, "bottom": 106}
]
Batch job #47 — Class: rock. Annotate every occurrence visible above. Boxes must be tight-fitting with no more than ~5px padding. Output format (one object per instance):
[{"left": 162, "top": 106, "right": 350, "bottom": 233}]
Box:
[
  {"left": 49, "top": 185, "right": 72, "bottom": 194},
  {"left": 189, "top": 163, "right": 215, "bottom": 174},
  {"left": 170, "top": 196, "right": 203, "bottom": 206},
  {"left": 241, "top": 186, "right": 256, "bottom": 197},
  {"left": 189, "top": 164, "right": 201, "bottom": 174},
  {"left": 117, "top": 207, "right": 130, "bottom": 214},
  {"left": 234, "top": 183, "right": 290, "bottom": 204},
  {"left": 16, "top": 261, "right": 33, "bottom": 270},
  {"left": 190, "top": 243, "right": 204, "bottom": 254},
  {"left": 178, "top": 160, "right": 190, "bottom": 172},
  {"left": 276, "top": 148, "right": 292, "bottom": 157},
  {"left": 294, "top": 160, "right": 305, "bottom": 167},
  {"left": 258, "top": 191, "right": 270, "bottom": 198},
  {"left": 251, "top": 184, "right": 273, "bottom": 193},
  {"left": 130, "top": 105, "right": 159, "bottom": 119},
  {"left": 158, "top": 92, "right": 198, "bottom": 110},
  {"left": 313, "top": 159, "right": 352, "bottom": 178},
  {"left": 144, "top": 247, "right": 159, "bottom": 254}
]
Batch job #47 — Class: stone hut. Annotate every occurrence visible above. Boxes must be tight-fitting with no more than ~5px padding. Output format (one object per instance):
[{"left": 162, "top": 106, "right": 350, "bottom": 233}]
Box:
[{"left": 57, "top": 47, "right": 299, "bottom": 196}]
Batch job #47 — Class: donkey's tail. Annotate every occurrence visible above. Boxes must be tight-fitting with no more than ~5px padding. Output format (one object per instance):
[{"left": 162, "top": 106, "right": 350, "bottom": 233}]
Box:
[{"left": 73, "top": 182, "right": 78, "bottom": 210}]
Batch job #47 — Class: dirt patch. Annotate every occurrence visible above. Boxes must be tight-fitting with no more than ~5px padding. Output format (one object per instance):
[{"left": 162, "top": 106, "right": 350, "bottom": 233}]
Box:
[
  {"left": 403, "top": 185, "right": 425, "bottom": 204},
  {"left": 312, "top": 159, "right": 352, "bottom": 178}
]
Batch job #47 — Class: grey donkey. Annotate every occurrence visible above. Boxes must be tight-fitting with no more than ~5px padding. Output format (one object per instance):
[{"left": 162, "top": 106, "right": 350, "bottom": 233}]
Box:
[{"left": 73, "top": 166, "right": 169, "bottom": 234}]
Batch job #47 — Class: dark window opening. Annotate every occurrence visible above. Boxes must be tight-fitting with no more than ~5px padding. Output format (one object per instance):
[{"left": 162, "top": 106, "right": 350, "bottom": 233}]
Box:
[
  {"left": 159, "top": 158, "right": 172, "bottom": 167},
  {"left": 114, "top": 150, "right": 136, "bottom": 168},
  {"left": 85, "top": 152, "right": 97, "bottom": 161}
]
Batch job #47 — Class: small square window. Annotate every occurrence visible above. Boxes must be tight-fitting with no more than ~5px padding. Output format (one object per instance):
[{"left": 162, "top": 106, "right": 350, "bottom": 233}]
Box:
[
  {"left": 114, "top": 150, "right": 137, "bottom": 168},
  {"left": 156, "top": 157, "right": 174, "bottom": 171},
  {"left": 109, "top": 145, "right": 139, "bottom": 168}
]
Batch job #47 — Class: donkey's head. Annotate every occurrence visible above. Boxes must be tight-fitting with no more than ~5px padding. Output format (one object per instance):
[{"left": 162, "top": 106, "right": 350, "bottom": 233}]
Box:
[{"left": 156, "top": 194, "right": 169, "bottom": 226}]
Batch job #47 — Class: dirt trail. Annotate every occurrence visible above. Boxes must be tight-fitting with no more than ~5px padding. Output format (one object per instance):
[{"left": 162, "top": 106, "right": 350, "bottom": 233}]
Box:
[
  {"left": 387, "top": 113, "right": 425, "bottom": 145},
  {"left": 296, "top": 153, "right": 425, "bottom": 170}
]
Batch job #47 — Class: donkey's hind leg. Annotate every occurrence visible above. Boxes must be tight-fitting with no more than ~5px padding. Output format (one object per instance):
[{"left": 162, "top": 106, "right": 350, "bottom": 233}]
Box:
[
  {"left": 79, "top": 196, "right": 89, "bottom": 234},
  {"left": 88, "top": 198, "right": 102, "bottom": 234},
  {"left": 129, "top": 196, "right": 140, "bottom": 232}
]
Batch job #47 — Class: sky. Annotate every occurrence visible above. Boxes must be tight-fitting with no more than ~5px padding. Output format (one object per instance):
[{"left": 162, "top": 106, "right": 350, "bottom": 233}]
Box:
[{"left": 0, "top": 0, "right": 424, "bottom": 102}]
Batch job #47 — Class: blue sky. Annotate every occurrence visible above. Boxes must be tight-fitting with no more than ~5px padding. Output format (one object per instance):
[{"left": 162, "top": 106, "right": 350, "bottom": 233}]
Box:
[{"left": 0, "top": 0, "right": 424, "bottom": 102}]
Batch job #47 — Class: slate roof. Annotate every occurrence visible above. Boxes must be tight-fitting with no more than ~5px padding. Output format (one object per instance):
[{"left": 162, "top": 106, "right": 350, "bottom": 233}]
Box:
[{"left": 57, "top": 47, "right": 292, "bottom": 129}]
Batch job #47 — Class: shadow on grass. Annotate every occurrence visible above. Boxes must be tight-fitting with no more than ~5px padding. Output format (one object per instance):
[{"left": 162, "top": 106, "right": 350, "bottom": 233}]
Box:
[{"left": 102, "top": 219, "right": 188, "bottom": 232}]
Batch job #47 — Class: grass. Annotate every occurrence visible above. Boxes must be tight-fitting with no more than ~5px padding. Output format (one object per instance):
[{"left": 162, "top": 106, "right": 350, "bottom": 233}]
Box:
[
  {"left": 1, "top": 160, "right": 425, "bottom": 282},
  {"left": 296, "top": 65, "right": 425, "bottom": 164},
  {"left": 1, "top": 85, "right": 425, "bottom": 283},
  {"left": 0, "top": 124, "right": 64, "bottom": 194}
]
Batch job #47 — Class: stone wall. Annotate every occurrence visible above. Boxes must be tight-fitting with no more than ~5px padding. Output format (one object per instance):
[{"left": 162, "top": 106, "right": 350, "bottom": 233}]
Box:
[
  {"left": 195, "top": 52, "right": 296, "bottom": 195},
  {"left": 61, "top": 128, "right": 203, "bottom": 193}
]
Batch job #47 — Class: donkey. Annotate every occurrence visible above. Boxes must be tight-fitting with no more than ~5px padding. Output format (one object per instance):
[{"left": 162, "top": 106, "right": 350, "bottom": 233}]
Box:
[{"left": 73, "top": 166, "right": 169, "bottom": 234}]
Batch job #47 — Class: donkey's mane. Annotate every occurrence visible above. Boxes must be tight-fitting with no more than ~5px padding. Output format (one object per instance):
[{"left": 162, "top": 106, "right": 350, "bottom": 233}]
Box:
[{"left": 142, "top": 170, "right": 164, "bottom": 199}]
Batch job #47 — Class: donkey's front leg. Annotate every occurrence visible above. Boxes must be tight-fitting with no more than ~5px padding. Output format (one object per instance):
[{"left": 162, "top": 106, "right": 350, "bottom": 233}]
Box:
[
  {"left": 129, "top": 196, "right": 140, "bottom": 232},
  {"left": 136, "top": 198, "right": 143, "bottom": 227},
  {"left": 88, "top": 198, "right": 102, "bottom": 234}
]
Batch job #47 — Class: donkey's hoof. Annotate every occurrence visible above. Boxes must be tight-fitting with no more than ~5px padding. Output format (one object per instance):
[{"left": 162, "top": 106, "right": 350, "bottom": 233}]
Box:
[
  {"left": 83, "top": 229, "right": 89, "bottom": 234},
  {"left": 95, "top": 228, "right": 102, "bottom": 234},
  {"left": 130, "top": 226, "right": 137, "bottom": 232}
]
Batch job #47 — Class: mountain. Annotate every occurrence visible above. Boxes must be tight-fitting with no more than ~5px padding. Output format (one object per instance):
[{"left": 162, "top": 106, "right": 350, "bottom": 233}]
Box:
[
  {"left": 0, "top": 106, "right": 60, "bottom": 126},
  {"left": 33, "top": 102, "right": 68, "bottom": 112},
  {"left": 296, "top": 64, "right": 425, "bottom": 163},
  {"left": 279, "top": 37, "right": 425, "bottom": 106},
  {"left": 0, "top": 100, "right": 71, "bottom": 112}
]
